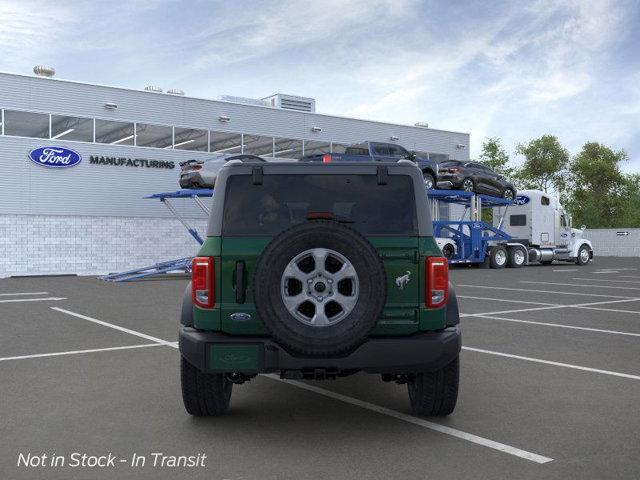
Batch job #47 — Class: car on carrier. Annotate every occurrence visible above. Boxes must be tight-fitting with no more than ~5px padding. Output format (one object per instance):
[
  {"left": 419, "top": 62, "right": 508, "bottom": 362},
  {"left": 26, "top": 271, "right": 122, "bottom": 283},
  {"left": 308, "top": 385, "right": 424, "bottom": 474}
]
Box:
[
  {"left": 438, "top": 160, "right": 517, "bottom": 199},
  {"left": 301, "top": 141, "right": 440, "bottom": 190},
  {"left": 178, "top": 154, "right": 266, "bottom": 189},
  {"left": 179, "top": 160, "right": 461, "bottom": 416}
]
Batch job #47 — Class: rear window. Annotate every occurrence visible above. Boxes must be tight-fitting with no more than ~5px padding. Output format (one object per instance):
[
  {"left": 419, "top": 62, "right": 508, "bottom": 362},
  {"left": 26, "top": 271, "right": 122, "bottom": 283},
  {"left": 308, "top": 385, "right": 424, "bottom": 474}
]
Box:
[
  {"left": 344, "top": 147, "right": 369, "bottom": 156},
  {"left": 223, "top": 174, "right": 417, "bottom": 236}
]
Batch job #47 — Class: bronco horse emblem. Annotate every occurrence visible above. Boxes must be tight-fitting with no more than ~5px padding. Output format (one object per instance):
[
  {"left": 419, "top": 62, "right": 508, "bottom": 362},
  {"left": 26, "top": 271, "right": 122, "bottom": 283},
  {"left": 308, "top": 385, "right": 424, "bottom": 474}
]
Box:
[{"left": 395, "top": 271, "right": 411, "bottom": 290}]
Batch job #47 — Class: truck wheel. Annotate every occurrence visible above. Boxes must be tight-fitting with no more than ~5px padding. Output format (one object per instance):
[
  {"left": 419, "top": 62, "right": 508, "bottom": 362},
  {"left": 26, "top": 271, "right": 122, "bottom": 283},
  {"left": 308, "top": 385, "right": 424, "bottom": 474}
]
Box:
[
  {"left": 489, "top": 246, "right": 507, "bottom": 269},
  {"left": 408, "top": 356, "right": 459, "bottom": 416},
  {"left": 181, "top": 357, "right": 232, "bottom": 416},
  {"left": 507, "top": 246, "right": 526, "bottom": 268},
  {"left": 502, "top": 188, "right": 516, "bottom": 200},
  {"left": 253, "top": 220, "right": 386, "bottom": 357},
  {"left": 423, "top": 172, "right": 435, "bottom": 190},
  {"left": 576, "top": 245, "right": 591, "bottom": 265}
]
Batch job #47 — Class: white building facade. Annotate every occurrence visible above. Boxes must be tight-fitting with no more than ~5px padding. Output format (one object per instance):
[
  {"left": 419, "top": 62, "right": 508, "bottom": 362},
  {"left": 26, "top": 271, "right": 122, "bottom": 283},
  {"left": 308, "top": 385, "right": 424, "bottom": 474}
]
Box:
[{"left": 0, "top": 71, "right": 470, "bottom": 277}]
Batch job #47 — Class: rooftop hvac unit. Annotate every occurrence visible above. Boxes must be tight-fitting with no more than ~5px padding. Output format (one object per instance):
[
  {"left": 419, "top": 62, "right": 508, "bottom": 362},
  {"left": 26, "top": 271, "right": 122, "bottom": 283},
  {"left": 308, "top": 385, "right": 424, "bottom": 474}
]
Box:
[
  {"left": 167, "top": 88, "right": 185, "bottom": 96},
  {"left": 33, "top": 65, "right": 55, "bottom": 77},
  {"left": 262, "top": 93, "right": 316, "bottom": 113},
  {"left": 144, "top": 85, "right": 163, "bottom": 93}
]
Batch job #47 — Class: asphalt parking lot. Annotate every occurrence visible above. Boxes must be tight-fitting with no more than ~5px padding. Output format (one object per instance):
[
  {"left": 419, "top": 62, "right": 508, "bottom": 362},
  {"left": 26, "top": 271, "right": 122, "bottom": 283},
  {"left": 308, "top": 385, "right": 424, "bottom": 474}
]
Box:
[{"left": 2, "top": 257, "right": 640, "bottom": 480}]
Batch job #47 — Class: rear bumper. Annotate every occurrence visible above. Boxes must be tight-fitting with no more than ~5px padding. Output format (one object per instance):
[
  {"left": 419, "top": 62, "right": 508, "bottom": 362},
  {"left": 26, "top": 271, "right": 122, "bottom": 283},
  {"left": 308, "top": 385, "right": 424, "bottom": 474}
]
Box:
[{"left": 179, "top": 325, "right": 461, "bottom": 375}]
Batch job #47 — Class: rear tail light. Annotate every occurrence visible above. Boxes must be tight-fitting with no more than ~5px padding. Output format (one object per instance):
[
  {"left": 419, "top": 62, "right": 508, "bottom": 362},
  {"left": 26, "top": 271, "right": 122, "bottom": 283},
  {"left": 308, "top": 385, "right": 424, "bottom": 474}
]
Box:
[
  {"left": 426, "top": 257, "right": 448, "bottom": 308},
  {"left": 322, "top": 154, "right": 332, "bottom": 163},
  {"left": 192, "top": 257, "right": 215, "bottom": 308}
]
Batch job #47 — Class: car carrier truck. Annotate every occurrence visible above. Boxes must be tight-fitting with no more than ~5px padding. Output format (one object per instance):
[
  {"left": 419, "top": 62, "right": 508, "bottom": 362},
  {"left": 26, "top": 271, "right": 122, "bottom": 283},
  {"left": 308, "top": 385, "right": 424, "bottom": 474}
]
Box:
[{"left": 431, "top": 188, "right": 593, "bottom": 268}]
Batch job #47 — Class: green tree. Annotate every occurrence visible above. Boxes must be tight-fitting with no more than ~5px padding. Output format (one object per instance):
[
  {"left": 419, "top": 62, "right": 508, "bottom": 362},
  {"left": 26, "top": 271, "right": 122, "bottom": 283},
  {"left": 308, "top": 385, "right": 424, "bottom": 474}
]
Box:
[
  {"left": 619, "top": 174, "right": 640, "bottom": 228},
  {"left": 515, "top": 135, "right": 569, "bottom": 193},
  {"left": 478, "top": 137, "right": 515, "bottom": 178},
  {"left": 566, "top": 142, "right": 628, "bottom": 228}
]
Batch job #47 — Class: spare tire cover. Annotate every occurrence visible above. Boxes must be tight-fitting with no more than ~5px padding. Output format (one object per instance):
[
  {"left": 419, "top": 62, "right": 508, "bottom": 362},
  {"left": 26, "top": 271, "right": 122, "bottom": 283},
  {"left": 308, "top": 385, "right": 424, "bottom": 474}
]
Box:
[{"left": 253, "top": 220, "right": 386, "bottom": 357}]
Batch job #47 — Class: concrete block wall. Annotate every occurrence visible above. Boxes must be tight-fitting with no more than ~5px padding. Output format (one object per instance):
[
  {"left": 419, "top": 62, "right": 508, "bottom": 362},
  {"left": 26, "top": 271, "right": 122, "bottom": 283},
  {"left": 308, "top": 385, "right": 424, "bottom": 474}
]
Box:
[
  {"left": 583, "top": 228, "right": 640, "bottom": 257},
  {"left": 0, "top": 215, "right": 207, "bottom": 277}
]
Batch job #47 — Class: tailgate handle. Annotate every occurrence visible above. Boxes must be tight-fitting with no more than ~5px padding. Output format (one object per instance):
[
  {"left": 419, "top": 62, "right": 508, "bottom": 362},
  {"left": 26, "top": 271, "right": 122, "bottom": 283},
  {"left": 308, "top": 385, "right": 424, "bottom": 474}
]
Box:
[{"left": 234, "top": 261, "right": 246, "bottom": 304}]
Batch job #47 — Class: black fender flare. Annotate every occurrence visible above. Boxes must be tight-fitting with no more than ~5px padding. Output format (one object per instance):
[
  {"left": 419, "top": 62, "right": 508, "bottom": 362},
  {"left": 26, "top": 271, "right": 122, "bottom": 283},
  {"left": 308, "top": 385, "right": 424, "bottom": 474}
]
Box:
[
  {"left": 181, "top": 281, "right": 194, "bottom": 327},
  {"left": 446, "top": 282, "right": 459, "bottom": 327}
]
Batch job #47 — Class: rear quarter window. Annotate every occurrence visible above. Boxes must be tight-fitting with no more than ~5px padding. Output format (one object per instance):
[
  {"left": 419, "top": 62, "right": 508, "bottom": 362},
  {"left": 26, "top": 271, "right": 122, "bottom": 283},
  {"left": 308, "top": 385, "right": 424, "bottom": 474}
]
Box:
[
  {"left": 222, "top": 174, "right": 417, "bottom": 236},
  {"left": 510, "top": 214, "right": 527, "bottom": 226}
]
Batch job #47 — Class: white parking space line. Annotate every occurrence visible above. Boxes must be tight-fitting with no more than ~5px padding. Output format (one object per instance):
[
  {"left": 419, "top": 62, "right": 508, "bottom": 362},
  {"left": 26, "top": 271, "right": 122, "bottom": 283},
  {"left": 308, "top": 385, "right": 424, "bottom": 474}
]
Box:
[
  {"left": 466, "top": 314, "right": 640, "bottom": 337},
  {"left": 573, "top": 278, "right": 640, "bottom": 284},
  {"left": 456, "top": 284, "right": 637, "bottom": 299},
  {"left": 460, "top": 298, "right": 640, "bottom": 318},
  {"left": 457, "top": 296, "right": 559, "bottom": 306},
  {"left": 618, "top": 275, "right": 640, "bottom": 279},
  {"left": 552, "top": 269, "right": 578, "bottom": 272},
  {"left": 0, "top": 297, "right": 67, "bottom": 304},
  {"left": 460, "top": 305, "right": 566, "bottom": 318},
  {"left": 574, "top": 305, "right": 640, "bottom": 315},
  {"left": 0, "top": 292, "right": 49, "bottom": 296},
  {"left": 51, "top": 307, "right": 174, "bottom": 346},
  {"left": 0, "top": 343, "right": 162, "bottom": 362},
  {"left": 521, "top": 281, "right": 640, "bottom": 291},
  {"left": 265, "top": 374, "right": 553, "bottom": 464},
  {"left": 463, "top": 347, "right": 640, "bottom": 381}
]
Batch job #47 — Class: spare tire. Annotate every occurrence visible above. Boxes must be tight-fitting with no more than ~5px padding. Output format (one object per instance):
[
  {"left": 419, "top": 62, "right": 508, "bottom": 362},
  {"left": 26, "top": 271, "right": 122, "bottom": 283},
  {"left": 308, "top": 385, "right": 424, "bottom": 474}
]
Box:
[{"left": 253, "top": 220, "right": 386, "bottom": 357}]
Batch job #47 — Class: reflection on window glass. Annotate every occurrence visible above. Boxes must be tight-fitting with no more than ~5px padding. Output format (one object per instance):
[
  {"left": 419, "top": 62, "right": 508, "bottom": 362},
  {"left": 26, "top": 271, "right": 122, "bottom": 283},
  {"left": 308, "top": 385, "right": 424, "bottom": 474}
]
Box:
[
  {"left": 4, "top": 110, "right": 49, "bottom": 139},
  {"left": 273, "top": 137, "right": 303, "bottom": 159},
  {"left": 331, "top": 143, "right": 349, "bottom": 154},
  {"left": 243, "top": 135, "right": 274, "bottom": 156},
  {"left": 303, "top": 140, "right": 330, "bottom": 157},
  {"left": 173, "top": 127, "right": 208, "bottom": 151},
  {"left": 51, "top": 115, "right": 93, "bottom": 142},
  {"left": 95, "top": 119, "right": 135, "bottom": 145},
  {"left": 210, "top": 131, "right": 242, "bottom": 154},
  {"left": 136, "top": 123, "right": 173, "bottom": 148}
]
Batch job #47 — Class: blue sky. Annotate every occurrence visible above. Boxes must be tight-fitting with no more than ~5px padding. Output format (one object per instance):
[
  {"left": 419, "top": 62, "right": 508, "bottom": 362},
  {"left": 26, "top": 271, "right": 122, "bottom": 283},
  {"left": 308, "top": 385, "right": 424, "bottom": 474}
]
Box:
[{"left": 1, "top": 0, "right": 639, "bottom": 170}]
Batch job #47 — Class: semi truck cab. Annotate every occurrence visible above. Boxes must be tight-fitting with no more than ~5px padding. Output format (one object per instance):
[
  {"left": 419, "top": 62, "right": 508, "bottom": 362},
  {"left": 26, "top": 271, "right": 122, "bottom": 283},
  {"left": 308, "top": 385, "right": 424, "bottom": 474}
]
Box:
[{"left": 497, "top": 190, "right": 593, "bottom": 265}]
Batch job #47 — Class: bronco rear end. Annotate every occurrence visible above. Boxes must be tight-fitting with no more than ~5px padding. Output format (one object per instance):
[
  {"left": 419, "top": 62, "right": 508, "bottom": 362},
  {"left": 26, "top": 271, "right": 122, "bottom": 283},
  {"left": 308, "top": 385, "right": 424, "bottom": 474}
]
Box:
[{"left": 179, "top": 160, "right": 460, "bottom": 417}]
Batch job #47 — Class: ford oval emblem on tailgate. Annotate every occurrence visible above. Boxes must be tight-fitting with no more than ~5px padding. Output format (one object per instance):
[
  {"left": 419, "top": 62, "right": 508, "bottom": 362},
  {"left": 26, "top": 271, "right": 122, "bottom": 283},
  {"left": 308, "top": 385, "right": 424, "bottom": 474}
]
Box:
[
  {"left": 28, "top": 146, "right": 82, "bottom": 168},
  {"left": 230, "top": 313, "right": 252, "bottom": 322}
]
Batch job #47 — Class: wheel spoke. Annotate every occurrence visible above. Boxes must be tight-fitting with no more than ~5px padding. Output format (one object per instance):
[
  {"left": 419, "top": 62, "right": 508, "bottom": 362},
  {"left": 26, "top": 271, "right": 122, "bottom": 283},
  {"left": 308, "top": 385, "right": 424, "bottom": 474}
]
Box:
[
  {"left": 281, "top": 292, "right": 307, "bottom": 311},
  {"left": 310, "top": 308, "right": 331, "bottom": 326},
  {"left": 334, "top": 293, "right": 357, "bottom": 312},
  {"left": 332, "top": 263, "right": 356, "bottom": 282},
  {"left": 311, "top": 248, "right": 329, "bottom": 274},
  {"left": 282, "top": 262, "right": 306, "bottom": 282}
]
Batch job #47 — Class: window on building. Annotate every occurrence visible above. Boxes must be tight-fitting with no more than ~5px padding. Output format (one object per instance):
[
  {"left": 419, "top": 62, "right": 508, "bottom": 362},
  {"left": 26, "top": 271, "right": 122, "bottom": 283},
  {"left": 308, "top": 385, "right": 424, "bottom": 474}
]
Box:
[
  {"left": 273, "top": 137, "right": 303, "bottom": 159},
  {"left": 510, "top": 214, "right": 527, "bottom": 226},
  {"left": 209, "top": 131, "right": 242, "bottom": 154},
  {"left": 331, "top": 143, "right": 349, "bottom": 154},
  {"left": 50, "top": 115, "right": 93, "bottom": 142},
  {"left": 173, "top": 127, "right": 208, "bottom": 151},
  {"left": 303, "top": 140, "right": 330, "bottom": 157},
  {"left": 95, "top": 119, "right": 135, "bottom": 145},
  {"left": 243, "top": 135, "right": 274, "bottom": 156},
  {"left": 135, "top": 123, "right": 173, "bottom": 148},
  {"left": 3, "top": 110, "right": 49, "bottom": 139}
]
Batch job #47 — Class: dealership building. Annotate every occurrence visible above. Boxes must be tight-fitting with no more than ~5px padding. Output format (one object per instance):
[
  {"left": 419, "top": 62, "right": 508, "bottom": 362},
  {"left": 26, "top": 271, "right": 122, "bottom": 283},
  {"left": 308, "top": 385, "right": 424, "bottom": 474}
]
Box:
[{"left": 0, "top": 68, "right": 470, "bottom": 277}]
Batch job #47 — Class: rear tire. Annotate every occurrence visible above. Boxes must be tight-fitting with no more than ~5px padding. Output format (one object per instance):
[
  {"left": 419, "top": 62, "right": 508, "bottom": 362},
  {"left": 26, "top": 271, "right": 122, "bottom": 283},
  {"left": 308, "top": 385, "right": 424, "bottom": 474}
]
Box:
[
  {"left": 489, "top": 245, "right": 508, "bottom": 269},
  {"left": 408, "top": 357, "right": 459, "bottom": 416},
  {"left": 461, "top": 178, "right": 475, "bottom": 192},
  {"left": 181, "top": 357, "right": 232, "bottom": 416},
  {"left": 502, "top": 188, "right": 516, "bottom": 200},
  {"left": 423, "top": 172, "right": 435, "bottom": 190},
  {"left": 507, "top": 246, "right": 526, "bottom": 268}
]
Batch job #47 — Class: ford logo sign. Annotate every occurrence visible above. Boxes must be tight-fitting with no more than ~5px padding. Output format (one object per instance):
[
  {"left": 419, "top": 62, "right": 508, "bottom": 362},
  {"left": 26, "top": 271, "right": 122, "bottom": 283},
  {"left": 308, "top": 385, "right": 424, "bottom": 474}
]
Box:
[
  {"left": 28, "top": 146, "right": 82, "bottom": 168},
  {"left": 514, "top": 195, "right": 530, "bottom": 205}
]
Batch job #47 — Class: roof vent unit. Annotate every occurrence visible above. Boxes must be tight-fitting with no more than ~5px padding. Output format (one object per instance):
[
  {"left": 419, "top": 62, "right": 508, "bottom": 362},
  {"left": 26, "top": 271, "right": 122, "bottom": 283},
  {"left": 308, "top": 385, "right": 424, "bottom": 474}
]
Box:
[
  {"left": 217, "top": 95, "right": 270, "bottom": 107},
  {"left": 262, "top": 93, "right": 316, "bottom": 113},
  {"left": 144, "top": 85, "right": 163, "bottom": 93},
  {"left": 33, "top": 65, "right": 55, "bottom": 78},
  {"left": 414, "top": 122, "right": 429, "bottom": 128},
  {"left": 167, "top": 88, "right": 185, "bottom": 96}
]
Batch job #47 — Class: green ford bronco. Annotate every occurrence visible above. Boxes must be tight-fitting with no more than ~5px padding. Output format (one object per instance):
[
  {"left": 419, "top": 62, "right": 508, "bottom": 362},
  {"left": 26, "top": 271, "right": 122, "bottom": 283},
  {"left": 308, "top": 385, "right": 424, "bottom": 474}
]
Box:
[{"left": 179, "top": 160, "right": 461, "bottom": 416}]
